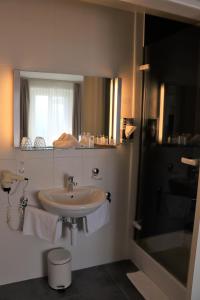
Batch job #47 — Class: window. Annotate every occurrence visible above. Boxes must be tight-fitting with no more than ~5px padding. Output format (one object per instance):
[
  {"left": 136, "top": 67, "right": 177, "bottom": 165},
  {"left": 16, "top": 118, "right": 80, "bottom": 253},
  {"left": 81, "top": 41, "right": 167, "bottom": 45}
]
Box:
[{"left": 28, "top": 79, "right": 74, "bottom": 146}]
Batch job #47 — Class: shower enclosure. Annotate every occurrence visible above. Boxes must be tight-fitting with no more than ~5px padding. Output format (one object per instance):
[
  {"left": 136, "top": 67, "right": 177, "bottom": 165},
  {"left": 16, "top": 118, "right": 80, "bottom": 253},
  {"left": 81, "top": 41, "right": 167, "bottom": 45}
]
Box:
[{"left": 134, "top": 15, "right": 200, "bottom": 288}]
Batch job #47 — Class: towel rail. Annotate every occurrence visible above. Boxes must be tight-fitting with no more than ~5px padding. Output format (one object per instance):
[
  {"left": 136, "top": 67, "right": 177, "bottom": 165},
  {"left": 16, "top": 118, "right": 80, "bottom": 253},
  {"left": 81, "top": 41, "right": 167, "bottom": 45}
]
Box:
[{"left": 106, "top": 192, "right": 111, "bottom": 203}]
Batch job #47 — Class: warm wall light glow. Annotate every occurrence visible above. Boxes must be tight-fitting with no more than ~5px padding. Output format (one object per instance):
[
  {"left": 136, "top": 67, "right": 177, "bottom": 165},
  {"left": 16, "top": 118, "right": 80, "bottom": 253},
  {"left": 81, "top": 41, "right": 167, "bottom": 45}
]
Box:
[
  {"left": 0, "top": 66, "right": 13, "bottom": 149},
  {"left": 113, "top": 78, "right": 121, "bottom": 144},
  {"left": 113, "top": 78, "right": 118, "bottom": 143},
  {"left": 109, "top": 79, "right": 114, "bottom": 141},
  {"left": 120, "top": 75, "right": 133, "bottom": 119},
  {"left": 158, "top": 83, "right": 165, "bottom": 144},
  {"left": 109, "top": 78, "right": 121, "bottom": 144},
  {"left": 114, "top": 78, "right": 122, "bottom": 144}
]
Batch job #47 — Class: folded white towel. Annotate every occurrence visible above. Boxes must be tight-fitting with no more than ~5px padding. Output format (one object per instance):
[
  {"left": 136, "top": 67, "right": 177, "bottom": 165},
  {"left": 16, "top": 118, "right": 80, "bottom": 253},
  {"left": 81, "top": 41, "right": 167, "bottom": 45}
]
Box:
[
  {"left": 125, "top": 125, "right": 136, "bottom": 138},
  {"left": 84, "top": 201, "right": 110, "bottom": 235},
  {"left": 23, "top": 206, "right": 62, "bottom": 243},
  {"left": 53, "top": 133, "right": 79, "bottom": 148}
]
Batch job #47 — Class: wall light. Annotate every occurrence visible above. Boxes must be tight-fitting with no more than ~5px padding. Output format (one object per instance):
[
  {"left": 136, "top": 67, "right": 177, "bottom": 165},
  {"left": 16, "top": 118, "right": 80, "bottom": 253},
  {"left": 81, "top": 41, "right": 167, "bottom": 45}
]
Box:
[
  {"left": 109, "top": 78, "right": 122, "bottom": 145},
  {"left": 0, "top": 66, "right": 13, "bottom": 149},
  {"left": 158, "top": 83, "right": 165, "bottom": 144},
  {"left": 109, "top": 78, "right": 114, "bottom": 142}
]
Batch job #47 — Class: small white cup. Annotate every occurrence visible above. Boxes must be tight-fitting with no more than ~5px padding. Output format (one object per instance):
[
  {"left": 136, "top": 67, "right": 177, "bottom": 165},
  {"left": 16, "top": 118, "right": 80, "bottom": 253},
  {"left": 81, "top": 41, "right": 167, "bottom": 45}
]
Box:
[
  {"left": 21, "top": 137, "right": 32, "bottom": 149},
  {"left": 34, "top": 136, "right": 46, "bottom": 148}
]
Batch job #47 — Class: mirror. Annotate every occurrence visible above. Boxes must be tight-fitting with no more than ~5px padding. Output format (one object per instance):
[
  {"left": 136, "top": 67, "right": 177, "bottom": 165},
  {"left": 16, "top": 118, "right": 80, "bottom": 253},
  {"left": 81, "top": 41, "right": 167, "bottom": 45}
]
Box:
[{"left": 14, "top": 70, "right": 121, "bottom": 148}]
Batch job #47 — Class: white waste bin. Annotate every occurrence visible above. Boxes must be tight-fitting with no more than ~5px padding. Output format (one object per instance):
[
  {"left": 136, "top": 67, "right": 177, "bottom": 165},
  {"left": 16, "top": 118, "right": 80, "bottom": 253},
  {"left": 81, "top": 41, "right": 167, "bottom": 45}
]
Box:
[{"left": 47, "top": 248, "right": 72, "bottom": 290}]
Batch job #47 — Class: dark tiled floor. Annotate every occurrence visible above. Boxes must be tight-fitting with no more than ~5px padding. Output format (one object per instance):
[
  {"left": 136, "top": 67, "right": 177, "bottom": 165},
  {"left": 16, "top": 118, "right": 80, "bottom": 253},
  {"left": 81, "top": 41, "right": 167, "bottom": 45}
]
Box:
[{"left": 0, "top": 260, "right": 144, "bottom": 300}]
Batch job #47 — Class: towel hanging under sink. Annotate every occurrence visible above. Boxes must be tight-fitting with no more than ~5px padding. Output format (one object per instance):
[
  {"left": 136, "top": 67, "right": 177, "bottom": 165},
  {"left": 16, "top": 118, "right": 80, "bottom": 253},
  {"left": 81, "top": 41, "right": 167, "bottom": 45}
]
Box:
[
  {"left": 23, "top": 206, "right": 62, "bottom": 243},
  {"left": 83, "top": 201, "right": 110, "bottom": 235}
]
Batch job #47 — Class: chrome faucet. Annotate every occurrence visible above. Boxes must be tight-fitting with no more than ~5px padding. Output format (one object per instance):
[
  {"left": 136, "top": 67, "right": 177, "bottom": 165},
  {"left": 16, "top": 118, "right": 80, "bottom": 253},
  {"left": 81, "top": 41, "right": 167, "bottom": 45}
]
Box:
[{"left": 65, "top": 175, "right": 76, "bottom": 192}]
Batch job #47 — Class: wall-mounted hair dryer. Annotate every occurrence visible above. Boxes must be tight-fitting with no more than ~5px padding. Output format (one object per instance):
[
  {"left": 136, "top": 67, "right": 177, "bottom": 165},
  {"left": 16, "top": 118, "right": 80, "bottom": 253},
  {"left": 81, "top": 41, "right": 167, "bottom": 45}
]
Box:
[{"left": 0, "top": 170, "right": 28, "bottom": 192}]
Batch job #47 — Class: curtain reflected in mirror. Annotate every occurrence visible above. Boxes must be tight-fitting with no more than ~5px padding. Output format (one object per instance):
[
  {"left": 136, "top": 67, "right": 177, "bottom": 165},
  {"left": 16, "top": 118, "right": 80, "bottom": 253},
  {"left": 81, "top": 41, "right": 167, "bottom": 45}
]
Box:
[
  {"left": 73, "top": 83, "right": 81, "bottom": 138},
  {"left": 81, "top": 77, "right": 110, "bottom": 137},
  {"left": 20, "top": 79, "right": 29, "bottom": 140}
]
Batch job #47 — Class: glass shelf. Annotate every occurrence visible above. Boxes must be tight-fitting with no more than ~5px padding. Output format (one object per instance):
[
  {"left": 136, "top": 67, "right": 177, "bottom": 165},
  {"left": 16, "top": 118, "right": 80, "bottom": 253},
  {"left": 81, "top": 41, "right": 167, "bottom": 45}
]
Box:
[{"left": 18, "top": 144, "right": 117, "bottom": 151}]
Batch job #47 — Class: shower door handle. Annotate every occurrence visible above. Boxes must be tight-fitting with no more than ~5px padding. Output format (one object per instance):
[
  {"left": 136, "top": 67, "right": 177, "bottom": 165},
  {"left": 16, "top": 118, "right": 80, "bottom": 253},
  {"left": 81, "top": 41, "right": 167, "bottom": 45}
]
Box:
[
  {"left": 181, "top": 157, "right": 199, "bottom": 167},
  {"left": 133, "top": 220, "right": 142, "bottom": 231}
]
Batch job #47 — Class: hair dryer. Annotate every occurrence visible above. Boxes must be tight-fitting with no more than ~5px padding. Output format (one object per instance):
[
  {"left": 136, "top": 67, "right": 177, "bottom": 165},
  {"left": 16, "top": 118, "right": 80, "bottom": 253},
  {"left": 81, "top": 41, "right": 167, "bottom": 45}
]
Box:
[{"left": 0, "top": 170, "right": 28, "bottom": 191}]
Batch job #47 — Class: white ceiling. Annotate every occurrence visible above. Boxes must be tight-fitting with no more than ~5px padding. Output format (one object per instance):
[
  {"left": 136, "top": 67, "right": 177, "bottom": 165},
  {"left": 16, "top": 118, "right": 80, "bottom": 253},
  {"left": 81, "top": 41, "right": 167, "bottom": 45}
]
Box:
[
  {"left": 82, "top": 0, "right": 200, "bottom": 23},
  {"left": 167, "top": 0, "right": 200, "bottom": 9}
]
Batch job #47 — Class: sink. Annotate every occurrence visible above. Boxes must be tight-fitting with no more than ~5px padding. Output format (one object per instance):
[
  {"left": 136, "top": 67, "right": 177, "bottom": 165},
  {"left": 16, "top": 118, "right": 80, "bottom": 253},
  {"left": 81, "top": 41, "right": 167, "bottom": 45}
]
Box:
[{"left": 38, "top": 186, "right": 106, "bottom": 218}]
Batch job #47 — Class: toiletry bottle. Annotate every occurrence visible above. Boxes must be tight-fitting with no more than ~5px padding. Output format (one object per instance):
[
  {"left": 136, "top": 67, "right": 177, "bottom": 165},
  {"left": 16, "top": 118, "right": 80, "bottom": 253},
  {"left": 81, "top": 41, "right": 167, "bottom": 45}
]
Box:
[
  {"left": 89, "top": 136, "right": 94, "bottom": 148},
  {"left": 86, "top": 132, "right": 90, "bottom": 147}
]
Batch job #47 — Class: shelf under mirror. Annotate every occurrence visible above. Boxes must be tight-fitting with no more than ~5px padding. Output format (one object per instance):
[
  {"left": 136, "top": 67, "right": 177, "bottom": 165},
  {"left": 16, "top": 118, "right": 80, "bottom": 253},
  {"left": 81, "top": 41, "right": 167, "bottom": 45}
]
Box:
[{"left": 18, "top": 145, "right": 117, "bottom": 151}]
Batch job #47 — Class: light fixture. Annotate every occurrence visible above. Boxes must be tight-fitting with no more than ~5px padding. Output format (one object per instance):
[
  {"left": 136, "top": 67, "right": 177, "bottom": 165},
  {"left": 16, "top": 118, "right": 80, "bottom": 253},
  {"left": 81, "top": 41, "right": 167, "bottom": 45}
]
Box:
[
  {"left": 158, "top": 83, "right": 165, "bottom": 144},
  {"left": 109, "top": 78, "right": 122, "bottom": 145}
]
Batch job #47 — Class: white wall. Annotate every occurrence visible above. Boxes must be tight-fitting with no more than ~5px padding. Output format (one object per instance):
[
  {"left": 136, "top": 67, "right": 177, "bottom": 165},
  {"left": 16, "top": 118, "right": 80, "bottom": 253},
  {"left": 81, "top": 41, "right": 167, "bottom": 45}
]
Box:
[
  {"left": 0, "top": 0, "right": 134, "bottom": 284},
  {"left": 0, "top": 0, "right": 134, "bottom": 119},
  {"left": 0, "top": 147, "right": 130, "bottom": 285}
]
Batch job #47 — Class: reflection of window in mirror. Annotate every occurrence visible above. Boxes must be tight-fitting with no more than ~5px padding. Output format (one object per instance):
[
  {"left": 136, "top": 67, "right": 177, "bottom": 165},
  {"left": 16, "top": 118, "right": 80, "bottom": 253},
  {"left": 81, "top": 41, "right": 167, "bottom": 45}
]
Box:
[
  {"left": 21, "top": 79, "right": 77, "bottom": 146},
  {"left": 15, "top": 70, "right": 121, "bottom": 148}
]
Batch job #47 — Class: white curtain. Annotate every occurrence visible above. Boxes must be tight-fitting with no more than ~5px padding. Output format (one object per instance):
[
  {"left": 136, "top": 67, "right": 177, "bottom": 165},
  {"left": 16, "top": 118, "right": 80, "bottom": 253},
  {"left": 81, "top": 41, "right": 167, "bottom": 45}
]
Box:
[{"left": 28, "top": 79, "right": 74, "bottom": 146}]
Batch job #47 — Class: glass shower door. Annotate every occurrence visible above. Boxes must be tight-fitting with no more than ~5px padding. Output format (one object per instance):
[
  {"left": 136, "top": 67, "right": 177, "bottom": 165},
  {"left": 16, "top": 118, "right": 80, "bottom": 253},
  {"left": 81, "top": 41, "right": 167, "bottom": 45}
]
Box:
[{"left": 134, "top": 16, "right": 200, "bottom": 285}]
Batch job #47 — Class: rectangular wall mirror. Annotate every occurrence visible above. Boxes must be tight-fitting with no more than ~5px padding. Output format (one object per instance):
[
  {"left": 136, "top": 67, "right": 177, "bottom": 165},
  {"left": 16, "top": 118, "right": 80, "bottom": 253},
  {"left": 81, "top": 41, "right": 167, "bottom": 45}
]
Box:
[{"left": 14, "top": 70, "right": 121, "bottom": 148}]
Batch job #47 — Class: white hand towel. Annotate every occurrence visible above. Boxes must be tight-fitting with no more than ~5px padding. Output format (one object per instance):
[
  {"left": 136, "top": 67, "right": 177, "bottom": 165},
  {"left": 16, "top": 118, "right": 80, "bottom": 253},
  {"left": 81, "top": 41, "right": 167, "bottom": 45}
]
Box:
[
  {"left": 125, "top": 125, "right": 136, "bottom": 138},
  {"left": 53, "top": 133, "right": 79, "bottom": 148},
  {"left": 84, "top": 201, "right": 110, "bottom": 235},
  {"left": 23, "top": 206, "right": 62, "bottom": 243}
]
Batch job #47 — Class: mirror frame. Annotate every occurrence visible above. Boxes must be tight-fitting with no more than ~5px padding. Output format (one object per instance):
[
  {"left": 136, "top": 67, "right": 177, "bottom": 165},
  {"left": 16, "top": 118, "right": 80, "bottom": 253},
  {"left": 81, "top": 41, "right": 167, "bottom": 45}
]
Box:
[{"left": 13, "top": 70, "right": 121, "bottom": 148}]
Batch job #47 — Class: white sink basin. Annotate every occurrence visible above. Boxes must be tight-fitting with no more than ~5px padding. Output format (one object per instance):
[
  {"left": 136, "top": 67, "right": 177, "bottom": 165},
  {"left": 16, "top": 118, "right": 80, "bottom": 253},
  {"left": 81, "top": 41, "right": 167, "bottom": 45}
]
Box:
[{"left": 38, "top": 186, "right": 106, "bottom": 218}]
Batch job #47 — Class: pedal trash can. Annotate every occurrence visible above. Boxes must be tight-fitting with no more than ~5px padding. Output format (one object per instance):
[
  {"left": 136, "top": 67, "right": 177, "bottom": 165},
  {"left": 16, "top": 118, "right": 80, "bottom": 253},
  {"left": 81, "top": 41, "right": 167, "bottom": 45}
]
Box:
[{"left": 47, "top": 248, "right": 72, "bottom": 290}]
